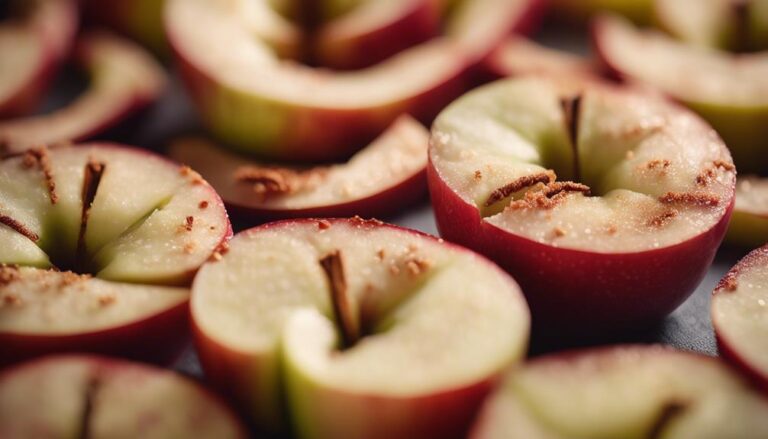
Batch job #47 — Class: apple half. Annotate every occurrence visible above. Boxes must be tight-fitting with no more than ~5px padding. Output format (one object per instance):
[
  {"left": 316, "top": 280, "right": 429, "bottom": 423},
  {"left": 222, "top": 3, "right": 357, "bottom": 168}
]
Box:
[
  {"left": 470, "top": 345, "right": 768, "bottom": 438},
  {"left": 0, "top": 144, "right": 230, "bottom": 364},
  {"left": 428, "top": 76, "right": 735, "bottom": 335},
  {"left": 593, "top": 15, "right": 768, "bottom": 174},
  {"left": 0, "top": 0, "right": 78, "bottom": 118},
  {"left": 191, "top": 218, "right": 530, "bottom": 437},
  {"left": 0, "top": 32, "right": 166, "bottom": 155},
  {"left": 712, "top": 245, "right": 768, "bottom": 390},
  {"left": 168, "top": 116, "right": 428, "bottom": 221},
  {"left": 0, "top": 355, "right": 247, "bottom": 438},
  {"left": 484, "top": 37, "right": 599, "bottom": 81},
  {"left": 165, "top": 0, "right": 541, "bottom": 161}
]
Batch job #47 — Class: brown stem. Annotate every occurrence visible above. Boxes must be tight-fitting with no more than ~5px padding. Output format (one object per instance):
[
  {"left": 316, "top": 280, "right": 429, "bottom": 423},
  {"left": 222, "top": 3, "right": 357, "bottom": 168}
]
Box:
[
  {"left": 485, "top": 171, "right": 555, "bottom": 207},
  {"left": 76, "top": 160, "right": 106, "bottom": 270},
  {"left": 319, "top": 250, "right": 359, "bottom": 349},
  {"left": 560, "top": 94, "right": 583, "bottom": 182},
  {"left": 0, "top": 214, "right": 38, "bottom": 242}
]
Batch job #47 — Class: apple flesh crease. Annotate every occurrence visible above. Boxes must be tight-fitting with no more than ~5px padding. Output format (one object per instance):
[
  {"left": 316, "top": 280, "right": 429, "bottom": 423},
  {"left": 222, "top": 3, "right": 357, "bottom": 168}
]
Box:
[
  {"left": 0, "top": 32, "right": 166, "bottom": 155},
  {"left": 712, "top": 245, "right": 768, "bottom": 391},
  {"left": 593, "top": 15, "right": 768, "bottom": 174},
  {"left": 164, "top": 0, "right": 542, "bottom": 161},
  {"left": 654, "top": 0, "right": 768, "bottom": 51},
  {"left": 0, "top": 144, "right": 230, "bottom": 364},
  {"left": 484, "top": 37, "right": 600, "bottom": 81},
  {"left": 191, "top": 218, "right": 530, "bottom": 438},
  {"left": 470, "top": 345, "right": 768, "bottom": 439},
  {"left": 0, "top": 355, "right": 247, "bottom": 438},
  {"left": 547, "top": 0, "right": 654, "bottom": 25},
  {"left": 168, "top": 116, "right": 428, "bottom": 221},
  {"left": 428, "top": 77, "right": 735, "bottom": 335},
  {"left": 0, "top": 0, "right": 78, "bottom": 118}
]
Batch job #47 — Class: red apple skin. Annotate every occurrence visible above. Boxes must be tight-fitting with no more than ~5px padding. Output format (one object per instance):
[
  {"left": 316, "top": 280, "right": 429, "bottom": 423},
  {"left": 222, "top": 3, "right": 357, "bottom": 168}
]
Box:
[
  {"left": 427, "top": 157, "right": 734, "bottom": 336},
  {"left": 0, "top": 0, "right": 79, "bottom": 118},
  {"left": 0, "top": 301, "right": 189, "bottom": 368},
  {"left": 226, "top": 168, "right": 427, "bottom": 223},
  {"left": 316, "top": 0, "right": 442, "bottom": 70}
]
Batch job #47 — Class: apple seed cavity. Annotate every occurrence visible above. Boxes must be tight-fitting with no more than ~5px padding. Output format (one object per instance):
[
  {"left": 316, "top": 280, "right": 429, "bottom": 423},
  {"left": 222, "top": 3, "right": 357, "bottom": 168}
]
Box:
[{"left": 76, "top": 159, "right": 106, "bottom": 270}]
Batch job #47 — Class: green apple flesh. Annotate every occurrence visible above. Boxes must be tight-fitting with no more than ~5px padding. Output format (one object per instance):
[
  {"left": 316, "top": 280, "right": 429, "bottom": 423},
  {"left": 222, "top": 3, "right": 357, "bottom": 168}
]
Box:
[
  {"left": 0, "top": 355, "right": 246, "bottom": 438},
  {"left": 594, "top": 15, "right": 768, "bottom": 173},
  {"left": 471, "top": 346, "right": 768, "bottom": 438},
  {"left": 191, "top": 218, "right": 530, "bottom": 438},
  {"left": 725, "top": 176, "right": 768, "bottom": 247},
  {"left": 0, "top": 32, "right": 166, "bottom": 154}
]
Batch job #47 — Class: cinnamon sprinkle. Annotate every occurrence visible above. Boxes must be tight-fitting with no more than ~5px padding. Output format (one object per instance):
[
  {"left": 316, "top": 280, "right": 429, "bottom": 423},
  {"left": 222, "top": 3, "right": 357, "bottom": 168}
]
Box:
[
  {"left": 718, "top": 273, "right": 739, "bottom": 292},
  {"left": 0, "top": 266, "right": 20, "bottom": 286},
  {"left": 474, "top": 170, "right": 482, "bottom": 181},
  {"left": 185, "top": 216, "right": 194, "bottom": 232},
  {"left": 485, "top": 171, "right": 555, "bottom": 207},
  {"left": 647, "top": 209, "right": 678, "bottom": 228},
  {"left": 659, "top": 192, "right": 720, "bottom": 207},
  {"left": 553, "top": 227, "right": 566, "bottom": 237},
  {"left": 23, "top": 148, "right": 58, "bottom": 204},
  {"left": 198, "top": 201, "right": 209, "bottom": 210},
  {"left": 317, "top": 219, "right": 331, "bottom": 230},
  {"left": 0, "top": 215, "right": 38, "bottom": 242},
  {"left": 2, "top": 294, "right": 22, "bottom": 307},
  {"left": 234, "top": 165, "right": 326, "bottom": 198},
  {"left": 405, "top": 257, "right": 432, "bottom": 277}
]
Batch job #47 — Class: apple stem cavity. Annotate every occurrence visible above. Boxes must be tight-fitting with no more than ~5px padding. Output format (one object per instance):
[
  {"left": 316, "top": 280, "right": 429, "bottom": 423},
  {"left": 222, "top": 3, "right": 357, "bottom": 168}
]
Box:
[
  {"left": 485, "top": 171, "right": 556, "bottom": 207},
  {"left": 77, "top": 375, "right": 102, "bottom": 439},
  {"left": 560, "top": 94, "right": 583, "bottom": 182},
  {"left": 76, "top": 159, "right": 106, "bottom": 271},
  {"left": 647, "top": 400, "right": 689, "bottom": 439},
  {"left": 319, "top": 250, "right": 360, "bottom": 350},
  {"left": 0, "top": 214, "right": 38, "bottom": 242}
]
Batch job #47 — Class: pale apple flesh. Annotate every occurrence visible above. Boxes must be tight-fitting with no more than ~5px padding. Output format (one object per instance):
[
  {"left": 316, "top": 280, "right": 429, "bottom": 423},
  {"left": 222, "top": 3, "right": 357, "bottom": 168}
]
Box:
[
  {"left": 593, "top": 14, "right": 768, "bottom": 173},
  {"left": 484, "top": 37, "right": 598, "bottom": 80},
  {"left": 0, "top": 144, "right": 230, "bottom": 363},
  {"left": 0, "top": 0, "right": 78, "bottom": 118},
  {"left": 0, "top": 32, "right": 166, "bottom": 155},
  {"left": 168, "top": 116, "right": 429, "bottom": 220},
  {"left": 428, "top": 77, "right": 735, "bottom": 333},
  {"left": 0, "top": 355, "right": 247, "bottom": 438},
  {"left": 470, "top": 346, "right": 768, "bottom": 439},
  {"left": 712, "top": 245, "right": 768, "bottom": 390},
  {"left": 192, "top": 218, "right": 530, "bottom": 437},
  {"left": 725, "top": 176, "right": 768, "bottom": 247}
]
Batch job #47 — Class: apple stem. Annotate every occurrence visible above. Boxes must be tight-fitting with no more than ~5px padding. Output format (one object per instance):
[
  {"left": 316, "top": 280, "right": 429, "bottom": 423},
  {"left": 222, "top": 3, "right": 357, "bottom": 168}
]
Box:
[
  {"left": 560, "top": 95, "right": 582, "bottom": 182},
  {"left": 485, "top": 171, "right": 555, "bottom": 207},
  {"left": 319, "top": 250, "right": 360, "bottom": 349},
  {"left": 76, "top": 159, "right": 106, "bottom": 271},
  {"left": 647, "top": 400, "right": 688, "bottom": 439},
  {"left": 0, "top": 214, "right": 38, "bottom": 242},
  {"left": 77, "top": 375, "right": 101, "bottom": 439}
]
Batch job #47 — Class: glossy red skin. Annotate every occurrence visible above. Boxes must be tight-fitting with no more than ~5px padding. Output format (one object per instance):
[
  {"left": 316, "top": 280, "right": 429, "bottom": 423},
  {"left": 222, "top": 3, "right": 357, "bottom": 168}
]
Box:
[
  {"left": 226, "top": 167, "right": 427, "bottom": 223},
  {"left": 0, "top": 354, "right": 250, "bottom": 438},
  {"left": 317, "top": 0, "right": 442, "bottom": 70},
  {"left": 192, "top": 218, "right": 529, "bottom": 437},
  {"left": 427, "top": 157, "right": 734, "bottom": 336}
]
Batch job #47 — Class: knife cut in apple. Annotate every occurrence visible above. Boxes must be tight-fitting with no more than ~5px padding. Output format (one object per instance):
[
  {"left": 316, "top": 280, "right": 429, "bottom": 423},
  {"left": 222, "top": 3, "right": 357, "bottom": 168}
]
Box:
[
  {"left": 484, "top": 37, "right": 599, "bottom": 81},
  {"left": 726, "top": 176, "right": 768, "bottom": 247},
  {"left": 0, "top": 32, "right": 166, "bottom": 155},
  {"left": 0, "top": 144, "right": 230, "bottom": 364},
  {"left": 0, "top": 0, "right": 78, "bottom": 118},
  {"left": 168, "top": 116, "right": 428, "bottom": 221},
  {"left": 428, "top": 76, "right": 735, "bottom": 335},
  {"left": 165, "top": 0, "right": 542, "bottom": 161},
  {"left": 0, "top": 355, "right": 247, "bottom": 438},
  {"left": 712, "top": 245, "right": 768, "bottom": 390},
  {"left": 470, "top": 345, "right": 768, "bottom": 439},
  {"left": 191, "top": 218, "right": 530, "bottom": 438},
  {"left": 593, "top": 15, "right": 768, "bottom": 174}
]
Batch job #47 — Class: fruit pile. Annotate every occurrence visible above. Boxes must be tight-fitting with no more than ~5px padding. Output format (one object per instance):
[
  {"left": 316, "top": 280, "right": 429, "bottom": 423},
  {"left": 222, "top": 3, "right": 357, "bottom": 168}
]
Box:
[{"left": 1, "top": 0, "right": 767, "bottom": 438}]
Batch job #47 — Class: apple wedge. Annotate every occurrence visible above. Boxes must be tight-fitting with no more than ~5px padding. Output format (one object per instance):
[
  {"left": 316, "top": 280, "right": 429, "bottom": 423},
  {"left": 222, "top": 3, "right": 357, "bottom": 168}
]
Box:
[
  {"left": 0, "top": 32, "right": 166, "bottom": 155},
  {"left": 725, "top": 176, "right": 768, "bottom": 247},
  {"left": 0, "top": 0, "right": 78, "bottom": 118},
  {"left": 0, "top": 144, "right": 230, "bottom": 364},
  {"left": 484, "top": 37, "right": 599, "bottom": 81},
  {"left": 165, "top": 0, "right": 541, "bottom": 161},
  {"left": 593, "top": 15, "right": 768, "bottom": 173},
  {"left": 712, "top": 245, "right": 768, "bottom": 390},
  {"left": 168, "top": 116, "right": 428, "bottom": 220},
  {"left": 0, "top": 355, "right": 247, "bottom": 438},
  {"left": 428, "top": 77, "right": 735, "bottom": 335},
  {"left": 191, "top": 218, "right": 530, "bottom": 437},
  {"left": 470, "top": 345, "right": 768, "bottom": 438},
  {"left": 548, "top": 0, "right": 653, "bottom": 25}
]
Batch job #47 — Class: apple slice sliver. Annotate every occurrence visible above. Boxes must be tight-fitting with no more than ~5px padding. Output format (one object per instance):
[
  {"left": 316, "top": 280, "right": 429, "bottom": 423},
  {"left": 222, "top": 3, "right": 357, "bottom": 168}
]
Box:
[
  {"left": 713, "top": 245, "right": 768, "bottom": 390},
  {"left": 485, "top": 37, "right": 598, "bottom": 80},
  {"left": 471, "top": 346, "right": 768, "bottom": 439},
  {"left": 168, "top": 115, "right": 428, "bottom": 220},
  {"left": 725, "top": 176, "right": 768, "bottom": 247},
  {"left": 0, "top": 32, "right": 166, "bottom": 155}
]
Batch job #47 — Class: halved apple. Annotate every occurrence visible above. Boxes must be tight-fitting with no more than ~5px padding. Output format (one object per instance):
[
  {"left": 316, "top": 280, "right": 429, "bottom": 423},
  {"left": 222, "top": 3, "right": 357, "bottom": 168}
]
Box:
[
  {"left": 0, "top": 32, "right": 166, "bottom": 155},
  {"left": 470, "top": 345, "right": 768, "bottom": 438},
  {"left": 168, "top": 116, "right": 428, "bottom": 221},
  {"left": 548, "top": 0, "right": 653, "bottom": 25},
  {"left": 725, "top": 176, "right": 768, "bottom": 247},
  {"left": 0, "top": 144, "right": 230, "bottom": 364},
  {"left": 593, "top": 15, "right": 768, "bottom": 173},
  {"left": 712, "top": 245, "right": 768, "bottom": 390},
  {"left": 428, "top": 77, "right": 735, "bottom": 335},
  {"left": 0, "top": 355, "right": 247, "bottom": 438},
  {"left": 165, "top": 0, "right": 541, "bottom": 161},
  {"left": 0, "top": 0, "right": 78, "bottom": 118},
  {"left": 484, "top": 37, "right": 599, "bottom": 81},
  {"left": 191, "top": 218, "right": 530, "bottom": 437}
]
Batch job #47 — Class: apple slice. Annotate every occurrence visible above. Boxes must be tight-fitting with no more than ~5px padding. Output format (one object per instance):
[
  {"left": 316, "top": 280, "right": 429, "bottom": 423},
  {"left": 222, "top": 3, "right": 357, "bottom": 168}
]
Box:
[
  {"left": 0, "top": 32, "right": 166, "bottom": 155},
  {"left": 593, "top": 15, "right": 768, "bottom": 173},
  {"left": 0, "top": 0, "right": 78, "bottom": 118},
  {"left": 0, "top": 355, "right": 247, "bottom": 438},
  {"left": 470, "top": 345, "right": 768, "bottom": 438},
  {"left": 484, "top": 37, "right": 599, "bottom": 81},
  {"left": 191, "top": 218, "right": 530, "bottom": 437},
  {"left": 428, "top": 77, "right": 735, "bottom": 335},
  {"left": 548, "top": 0, "right": 653, "bottom": 24},
  {"left": 0, "top": 144, "right": 230, "bottom": 363},
  {"left": 168, "top": 116, "right": 428, "bottom": 220},
  {"left": 725, "top": 176, "right": 768, "bottom": 247},
  {"left": 712, "top": 245, "right": 768, "bottom": 390}
]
